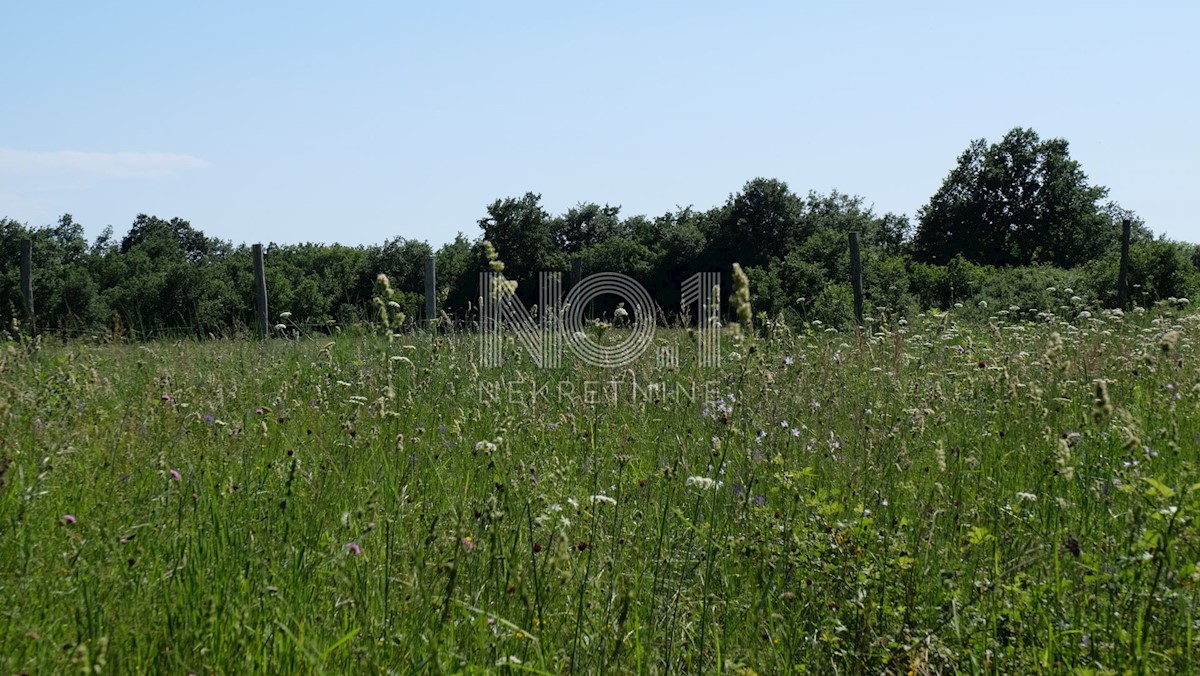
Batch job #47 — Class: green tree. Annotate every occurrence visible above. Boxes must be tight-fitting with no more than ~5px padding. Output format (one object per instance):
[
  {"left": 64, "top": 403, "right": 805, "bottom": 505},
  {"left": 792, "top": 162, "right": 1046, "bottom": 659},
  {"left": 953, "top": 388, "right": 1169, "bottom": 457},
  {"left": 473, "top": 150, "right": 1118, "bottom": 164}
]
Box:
[{"left": 914, "top": 128, "right": 1112, "bottom": 268}]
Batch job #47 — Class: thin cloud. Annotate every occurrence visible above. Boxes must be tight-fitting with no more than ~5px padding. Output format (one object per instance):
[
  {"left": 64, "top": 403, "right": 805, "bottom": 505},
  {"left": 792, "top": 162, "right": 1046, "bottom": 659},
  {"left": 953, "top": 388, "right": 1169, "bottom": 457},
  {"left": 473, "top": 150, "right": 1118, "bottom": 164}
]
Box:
[{"left": 0, "top": 148, "right": 206, "bottom": 178}]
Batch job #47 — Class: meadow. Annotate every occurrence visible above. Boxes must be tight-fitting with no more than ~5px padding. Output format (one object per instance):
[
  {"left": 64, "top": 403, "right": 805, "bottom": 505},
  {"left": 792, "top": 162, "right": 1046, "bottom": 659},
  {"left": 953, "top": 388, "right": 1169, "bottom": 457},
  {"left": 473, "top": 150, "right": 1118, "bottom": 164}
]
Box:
[{"left": 1, "top": 295, "right": 1198, "bottom": 674}]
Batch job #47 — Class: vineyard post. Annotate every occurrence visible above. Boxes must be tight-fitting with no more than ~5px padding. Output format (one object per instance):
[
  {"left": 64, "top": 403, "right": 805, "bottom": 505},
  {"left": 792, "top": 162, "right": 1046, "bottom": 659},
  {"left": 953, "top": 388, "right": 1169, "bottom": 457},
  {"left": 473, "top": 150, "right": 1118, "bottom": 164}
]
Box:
[
  {"left": 1116, "top": 218, "right": 1131, "bottom": 309},
  {"left": 20, "top": 238, "right": 34, "bottom": 335},
  {"left": 252, "top": 243, "right": 269, "bottom": 337},
  {"left": 424, "top": 255, "right": 437, "bottom": 328},
  {"left": 849, "top": 231, "right": 864, "bottom": 325}
]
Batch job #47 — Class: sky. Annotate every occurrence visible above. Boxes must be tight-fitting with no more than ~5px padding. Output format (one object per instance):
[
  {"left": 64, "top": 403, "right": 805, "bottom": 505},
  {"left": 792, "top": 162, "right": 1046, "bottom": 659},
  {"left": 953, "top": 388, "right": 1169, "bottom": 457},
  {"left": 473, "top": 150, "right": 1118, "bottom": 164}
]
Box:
[{"left": 2, "top": 1, "right": 1197, "bottom": 249}]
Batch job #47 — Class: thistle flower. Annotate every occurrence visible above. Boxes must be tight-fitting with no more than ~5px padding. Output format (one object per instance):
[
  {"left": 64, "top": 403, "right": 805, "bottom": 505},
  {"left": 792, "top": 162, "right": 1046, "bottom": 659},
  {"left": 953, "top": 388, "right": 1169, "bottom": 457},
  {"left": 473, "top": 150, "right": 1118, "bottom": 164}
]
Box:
[
  {"left": 345, "top": 542, "right": 362, "bottom": 555},
  {"left": 169, "top": 469, "right": 181, "bottom": 481},
  {"left": 62, "top": 514, "right": 77, "bottom": 524}
]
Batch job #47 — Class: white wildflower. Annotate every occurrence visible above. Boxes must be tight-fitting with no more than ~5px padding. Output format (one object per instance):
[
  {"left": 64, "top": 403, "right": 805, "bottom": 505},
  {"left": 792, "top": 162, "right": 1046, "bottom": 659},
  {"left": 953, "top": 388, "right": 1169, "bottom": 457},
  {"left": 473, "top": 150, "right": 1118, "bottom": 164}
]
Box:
[
  {"left": 686, "top": 476, "right": 724, "bottom": 491},
  {"left": 589, "top": 495, "right": 617, "bottom": 506}
]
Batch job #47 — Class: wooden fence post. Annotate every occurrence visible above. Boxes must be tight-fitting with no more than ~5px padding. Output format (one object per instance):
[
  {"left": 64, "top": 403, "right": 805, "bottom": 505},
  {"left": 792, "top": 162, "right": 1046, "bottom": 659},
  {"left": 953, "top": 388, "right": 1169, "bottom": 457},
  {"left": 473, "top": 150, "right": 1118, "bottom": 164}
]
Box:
[
  {"left": 252, "top": 243, "right": 269, "bottom": 337},
  {"left": 1116, "top": 218, "right": 1131, "bottom": 309},
  {"left": 849, "top": 232, "right": 864, "bottom": 325},
  {"left": 570, "top": 259, "right": 582, "bottom": 289},
  {"left": 424, "top": 255, "right": 437, "bottom": 328},
  {"left": 20, "top": 239, "right": 34, "bottom": 335}
]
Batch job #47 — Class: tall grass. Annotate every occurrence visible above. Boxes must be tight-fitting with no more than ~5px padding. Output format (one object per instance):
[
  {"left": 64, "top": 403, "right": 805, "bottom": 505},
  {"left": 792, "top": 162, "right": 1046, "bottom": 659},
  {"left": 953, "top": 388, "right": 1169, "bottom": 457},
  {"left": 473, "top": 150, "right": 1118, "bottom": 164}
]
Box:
[{"left": 1, "top": 295, "right": 1198, "bottom": 673}]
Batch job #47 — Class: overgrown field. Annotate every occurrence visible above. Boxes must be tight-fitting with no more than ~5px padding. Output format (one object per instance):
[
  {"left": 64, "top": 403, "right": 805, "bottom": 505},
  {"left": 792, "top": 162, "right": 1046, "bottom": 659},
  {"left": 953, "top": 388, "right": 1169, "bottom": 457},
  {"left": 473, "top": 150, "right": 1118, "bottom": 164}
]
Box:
[{"left": 2, "top": 299, "right": 1199, "bottom": 673}]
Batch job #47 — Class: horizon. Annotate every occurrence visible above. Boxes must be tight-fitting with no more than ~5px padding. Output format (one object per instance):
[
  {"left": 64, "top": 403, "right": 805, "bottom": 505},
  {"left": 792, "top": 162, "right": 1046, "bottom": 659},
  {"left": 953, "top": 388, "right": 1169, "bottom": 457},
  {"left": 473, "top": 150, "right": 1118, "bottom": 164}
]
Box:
[{"left": 3, "top": 2, "right": 1197, "bottom": 248}]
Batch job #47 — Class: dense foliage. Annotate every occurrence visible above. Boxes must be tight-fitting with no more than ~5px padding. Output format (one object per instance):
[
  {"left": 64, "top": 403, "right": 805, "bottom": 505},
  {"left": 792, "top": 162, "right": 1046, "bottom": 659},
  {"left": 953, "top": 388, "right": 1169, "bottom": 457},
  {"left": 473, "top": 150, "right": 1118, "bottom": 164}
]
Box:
[{"left": 3, "top": 128, "right": 1198, "bottom": 339}]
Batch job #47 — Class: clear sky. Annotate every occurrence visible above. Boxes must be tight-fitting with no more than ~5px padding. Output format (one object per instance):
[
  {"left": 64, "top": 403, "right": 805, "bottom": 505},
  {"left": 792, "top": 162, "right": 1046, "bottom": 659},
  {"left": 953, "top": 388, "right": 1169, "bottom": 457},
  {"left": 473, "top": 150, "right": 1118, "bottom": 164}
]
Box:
[{"left": 2, "top": 1, "right": 1197, "bottom": 248}]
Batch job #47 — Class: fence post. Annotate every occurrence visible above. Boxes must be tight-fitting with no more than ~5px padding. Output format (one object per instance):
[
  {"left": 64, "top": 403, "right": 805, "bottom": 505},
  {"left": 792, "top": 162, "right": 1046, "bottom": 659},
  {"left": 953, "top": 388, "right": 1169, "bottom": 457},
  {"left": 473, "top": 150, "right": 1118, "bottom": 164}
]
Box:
[
  {"left": 849, "top": 231, "right": 864, "bottom": 325},
  {"left": 1116, "top": 218, "right": 1131, "bottom": 309},
  {"left": 20, "top": 238, "right": 34, "bottom": 335},
  {"left": 252, "top": 243, "right": 269, "bottom": 337},
  {"left": 424, "top": 255, "right": 437, "bottom": 328},
  {"left": 570, "top": 259, "right": 582, "bottom": 288}
]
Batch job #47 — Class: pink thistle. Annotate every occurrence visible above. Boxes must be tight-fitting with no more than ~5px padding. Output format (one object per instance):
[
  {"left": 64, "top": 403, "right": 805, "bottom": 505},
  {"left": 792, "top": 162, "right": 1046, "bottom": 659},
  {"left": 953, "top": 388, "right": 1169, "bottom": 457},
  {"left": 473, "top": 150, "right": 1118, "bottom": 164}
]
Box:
[
  {"left": 169, "top": 469, "right": 181, "bottom": 481},
  {"left": 345, "top": 542, "right": 362, "bottom": 555},
  {"left": 161, "top": 394, "right": 172, "bottom": 403},
  {"left": 62, "top": 514, "right": 76, "bottom": 524}
]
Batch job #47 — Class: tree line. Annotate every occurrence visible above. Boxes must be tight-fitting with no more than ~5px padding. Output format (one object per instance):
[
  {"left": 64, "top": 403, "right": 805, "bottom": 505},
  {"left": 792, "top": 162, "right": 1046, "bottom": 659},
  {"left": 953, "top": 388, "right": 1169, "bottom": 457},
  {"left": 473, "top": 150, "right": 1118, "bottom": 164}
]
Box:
[{"left": 3, "top": 127, "right": 1199, "bottom": 339}]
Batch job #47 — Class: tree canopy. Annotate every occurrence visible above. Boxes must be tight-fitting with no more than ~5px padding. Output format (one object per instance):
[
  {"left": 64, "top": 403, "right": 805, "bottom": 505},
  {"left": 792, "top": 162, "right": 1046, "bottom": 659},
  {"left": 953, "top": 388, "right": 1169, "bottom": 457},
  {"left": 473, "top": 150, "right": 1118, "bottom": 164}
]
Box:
[
  {"left": 914, "top": 128, "right": 1117, "bottom": 268},
  {"left": 4, "top": 128, "right": 1196, "bottom": 339}
]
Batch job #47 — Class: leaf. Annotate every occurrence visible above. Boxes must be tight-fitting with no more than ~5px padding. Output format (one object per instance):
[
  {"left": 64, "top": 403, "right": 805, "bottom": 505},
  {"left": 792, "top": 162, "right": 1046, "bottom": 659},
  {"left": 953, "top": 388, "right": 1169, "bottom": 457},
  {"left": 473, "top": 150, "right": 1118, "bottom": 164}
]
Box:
[{"left": 1144, "top": 477, "right": 1175, "bottom": 500}]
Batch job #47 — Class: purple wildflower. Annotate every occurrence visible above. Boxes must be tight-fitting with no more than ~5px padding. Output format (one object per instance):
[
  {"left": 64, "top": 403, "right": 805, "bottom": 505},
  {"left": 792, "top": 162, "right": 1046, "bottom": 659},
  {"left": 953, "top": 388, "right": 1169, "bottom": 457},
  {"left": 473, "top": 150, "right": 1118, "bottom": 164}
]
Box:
[
  {"left": 62, "top": 514, "right": 76, "bottom": 524},
  {"left": 345, "top": 542, "right": 362, "bottom": 555},
  {"left": 169, "top": 469, "right": 181, "bottom": 481}
]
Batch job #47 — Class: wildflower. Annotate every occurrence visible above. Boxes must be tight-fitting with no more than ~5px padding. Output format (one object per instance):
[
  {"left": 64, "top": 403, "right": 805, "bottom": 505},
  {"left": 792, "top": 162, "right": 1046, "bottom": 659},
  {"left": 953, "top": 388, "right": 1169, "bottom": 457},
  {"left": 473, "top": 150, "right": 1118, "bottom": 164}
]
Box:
[
  {"left": 255, "top": 407, "right": 265, "bottom": 415},
  {"left": 1160, "top": 330, "right": 1181, "bottom": 353},
  {"left": 169, "top": 469, "right": 181, "bottom": 481},
  {"left": 780, "top": 420, "right": 789, "bottom": 428},
  {"left": 1016, "top": 491, "right": 1037, "bottom": 502},
  {"left": 62, "top": 514, "right": 77, "bottom": 524},
  {"left": 1093, "top": 380, "right": 1113, "bottom": 422},
  {"left": 589, "top": 495, "right": 616, "bottom": 506},
  {"left": 279, "top": 311, "right": 293, "bottom": 319},
  {"left": 461, "top": 536, "right": 476, "bottom": 551},
  {"left": 783, "top": 356, "right": 794, "bottom": 366},
  {"left": 345, "top": 542, "right": 362, "bottom": 555},
  {"left": 686, "top": 476, "right": 724, "bottom": 491},
  {"left": 161, "top": 394, "right": 172, "bottom": 403},
  {"left": 1077, "top": 310, "right": 1091, "bottom": 319},
  {"left": 273, "top": 324, "right": 286, "bottom": 331},
  {"left": 790, "top": 428, "right": 801, "bottom": 437}
]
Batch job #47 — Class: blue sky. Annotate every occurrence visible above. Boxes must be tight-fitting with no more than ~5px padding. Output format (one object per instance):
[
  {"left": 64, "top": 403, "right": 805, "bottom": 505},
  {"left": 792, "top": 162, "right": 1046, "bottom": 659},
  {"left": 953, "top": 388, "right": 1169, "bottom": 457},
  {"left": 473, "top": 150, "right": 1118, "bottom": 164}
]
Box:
[{"left": 2, "top": 1, "right": 1197, "bottom": 248}]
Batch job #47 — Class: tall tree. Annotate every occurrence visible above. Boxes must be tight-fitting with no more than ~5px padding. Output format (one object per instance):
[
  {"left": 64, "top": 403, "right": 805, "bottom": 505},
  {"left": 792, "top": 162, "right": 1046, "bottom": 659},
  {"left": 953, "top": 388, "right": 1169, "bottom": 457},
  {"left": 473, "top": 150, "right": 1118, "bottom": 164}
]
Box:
[
  {"left": 478, "top": 192, "right": 563, "bottom": 283},
  {"left": 914, "top": 128, "right": 1112, "bottom": 267}
]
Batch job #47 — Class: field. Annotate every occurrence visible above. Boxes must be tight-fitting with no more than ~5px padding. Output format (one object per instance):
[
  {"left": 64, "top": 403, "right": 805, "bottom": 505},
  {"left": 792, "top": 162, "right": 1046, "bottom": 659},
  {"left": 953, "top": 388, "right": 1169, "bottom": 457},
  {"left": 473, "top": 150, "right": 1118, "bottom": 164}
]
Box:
[{"left": 1, "top": 299, "right": 1199, "bottom": 674}]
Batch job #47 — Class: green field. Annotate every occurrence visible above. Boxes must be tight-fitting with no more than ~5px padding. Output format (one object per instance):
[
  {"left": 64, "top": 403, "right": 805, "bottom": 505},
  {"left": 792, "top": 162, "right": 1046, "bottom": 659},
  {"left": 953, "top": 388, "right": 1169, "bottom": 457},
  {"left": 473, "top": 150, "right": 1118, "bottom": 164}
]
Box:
[{"left": 1, "top": 301, "right": 1198, "bottom": 673}]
